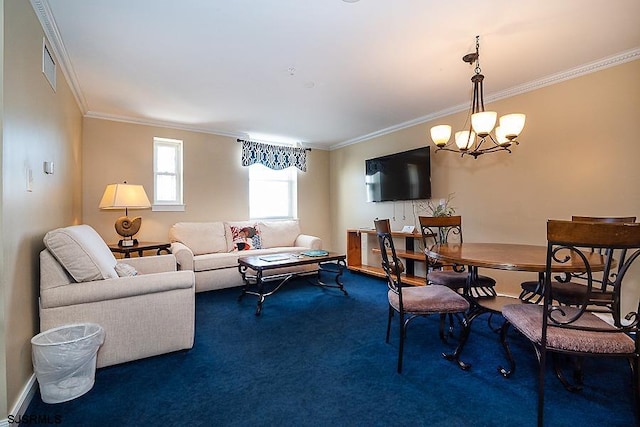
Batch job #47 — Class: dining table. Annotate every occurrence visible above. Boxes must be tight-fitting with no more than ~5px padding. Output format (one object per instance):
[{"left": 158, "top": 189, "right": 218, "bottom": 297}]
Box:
[{"left": 425, "top": 242, "right": 608, "bottom": 374}]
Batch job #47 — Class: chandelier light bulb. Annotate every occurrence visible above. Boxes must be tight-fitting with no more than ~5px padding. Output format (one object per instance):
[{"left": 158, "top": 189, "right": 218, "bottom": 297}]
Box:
[
  {"left": 499, "top": 113, "right": 526, "bottom": 140},
  {"left": 430, "top": 125, "right": 452, "bottom": 147},
  {"left": 455, "top": 130, "right": 476, "bottom": 151},
  {"left": 471, "top": 111, "right": 497, "bottom": 137}
]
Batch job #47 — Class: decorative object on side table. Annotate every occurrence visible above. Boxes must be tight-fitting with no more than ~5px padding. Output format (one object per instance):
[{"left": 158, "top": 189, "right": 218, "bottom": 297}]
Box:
[{"left": 99, "top": 182, "right": 151, "bottom": 247}]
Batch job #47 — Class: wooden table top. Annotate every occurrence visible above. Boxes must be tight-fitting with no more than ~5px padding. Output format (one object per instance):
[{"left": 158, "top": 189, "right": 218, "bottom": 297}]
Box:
[
  {"left": 107, "top": 241, "right": 171, "bottom": 252},
  {"left": 425, "top": 242, "right": 606, "bottom": 273}
]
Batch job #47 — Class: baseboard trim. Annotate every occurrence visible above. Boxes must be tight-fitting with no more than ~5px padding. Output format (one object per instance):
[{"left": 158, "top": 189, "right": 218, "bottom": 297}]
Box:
[{"left": 1, "top": 374, "right": 37, "bottom": 426}]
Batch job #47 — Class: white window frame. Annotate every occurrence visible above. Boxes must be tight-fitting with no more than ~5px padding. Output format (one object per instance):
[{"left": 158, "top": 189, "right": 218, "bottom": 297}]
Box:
[
  {"left": 249, "top": 164, "right": 297, "bottom": 220},
  {"left": 153, "top": 137, "right": 184, "bottom": 211}
]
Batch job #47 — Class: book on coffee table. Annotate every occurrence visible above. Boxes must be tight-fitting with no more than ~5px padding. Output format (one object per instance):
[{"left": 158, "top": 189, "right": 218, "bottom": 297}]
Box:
[{"left": 259, "top": 254, "right": 292, "bottom": 262}]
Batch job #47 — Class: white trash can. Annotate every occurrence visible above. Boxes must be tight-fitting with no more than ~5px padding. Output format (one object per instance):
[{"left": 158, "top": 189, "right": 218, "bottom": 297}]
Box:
[{"left": 31, "top": 323, "right": 105, "bottom": 404}]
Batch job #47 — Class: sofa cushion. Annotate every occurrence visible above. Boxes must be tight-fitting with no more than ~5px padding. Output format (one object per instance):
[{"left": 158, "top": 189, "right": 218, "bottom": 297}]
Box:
[
  {"left": 43, "top": 224, "right": 118, "bottom": 282},
  {"left": 169, "top": 222, "right": 227, "bottom": 255},
  {"left": 259, "top": 220, "right": 301, "bottom": 248}
]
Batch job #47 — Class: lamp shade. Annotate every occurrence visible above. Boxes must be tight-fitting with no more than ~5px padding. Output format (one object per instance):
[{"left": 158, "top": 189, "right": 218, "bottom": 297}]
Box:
[
  {"left": 471, "top": 111, "right": 497, "bottom": 137},
  {"left": 499, "top": 113, "right": 526, "bottom": 140},
  {"left": 494, "top": 126, "right": 511, "bottom": 147},
  {"left": 99, "top": 184, "right": 151, "bottom": 210},
  {"left": 455, "top": 130, "right": 476, "bottom": 151},
  {"left": 430, "top": 125, "right": 452, "bottom": 147}
]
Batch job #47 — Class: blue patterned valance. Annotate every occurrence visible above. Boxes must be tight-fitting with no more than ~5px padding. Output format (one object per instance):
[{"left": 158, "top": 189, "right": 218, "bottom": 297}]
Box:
[{"left": 239, "top": 139, "right": 308, "bottom": 172}]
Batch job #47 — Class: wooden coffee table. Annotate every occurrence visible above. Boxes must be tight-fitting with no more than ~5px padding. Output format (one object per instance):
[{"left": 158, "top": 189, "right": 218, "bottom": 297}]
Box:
[{"left": 237, "top": 251, "right": 347, "bottom": 315}]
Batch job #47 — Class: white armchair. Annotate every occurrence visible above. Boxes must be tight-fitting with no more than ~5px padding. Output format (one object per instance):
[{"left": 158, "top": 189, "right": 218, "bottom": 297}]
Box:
[{"left": 39, "top": 225, "right": 195, "bottom": 368}]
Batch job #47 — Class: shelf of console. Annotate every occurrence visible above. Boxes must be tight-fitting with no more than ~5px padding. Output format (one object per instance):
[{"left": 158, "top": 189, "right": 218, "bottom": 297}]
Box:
[
  {"left": 346, "top": 228, "right": 429, "bottom": 287},
  {"left": 371, "top": 248, "right": 425, "bottom": 261},
  {"left": 347, "top": 264, "right": 426, "bottom": 287}
]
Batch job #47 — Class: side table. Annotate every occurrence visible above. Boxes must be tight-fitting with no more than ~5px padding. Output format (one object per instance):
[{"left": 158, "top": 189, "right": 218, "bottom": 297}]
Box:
[{"left": 108, "top": 241, "right": 171, "bottom": 258}]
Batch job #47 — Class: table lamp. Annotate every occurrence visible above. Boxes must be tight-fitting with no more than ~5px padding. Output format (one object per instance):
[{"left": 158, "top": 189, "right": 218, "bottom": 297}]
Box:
[{"left": 99, "top": 182, "right": 151, "bottom": 247}]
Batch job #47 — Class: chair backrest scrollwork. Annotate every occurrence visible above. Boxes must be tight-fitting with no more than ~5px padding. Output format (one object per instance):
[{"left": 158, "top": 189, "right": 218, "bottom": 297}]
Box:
[{"left": 419, "top": 215, "right": 464, "bottom": 275}]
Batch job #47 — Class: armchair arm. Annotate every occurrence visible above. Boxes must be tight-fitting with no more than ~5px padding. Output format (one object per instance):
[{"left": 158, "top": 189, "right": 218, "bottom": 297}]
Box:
[
  {"left": 170, "top": 242, "right": 194, "bottom": 270},
  {"left": 119, "top": 254, "right": 177, "bottom": 274},
  {"left": 295, "top": 234, "right": 322, "bottom": 250},
  {"left": 40, "top": 270, "right": 195, "bottom": 309}
]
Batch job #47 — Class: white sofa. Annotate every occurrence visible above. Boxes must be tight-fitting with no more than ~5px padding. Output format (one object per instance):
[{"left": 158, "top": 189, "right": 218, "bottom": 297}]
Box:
[
  {"left": 39, "top": 224, "right": 195, "bottom": 368},
  {"left": 169, "top": 220, "right": 322, "bottom": 292}
]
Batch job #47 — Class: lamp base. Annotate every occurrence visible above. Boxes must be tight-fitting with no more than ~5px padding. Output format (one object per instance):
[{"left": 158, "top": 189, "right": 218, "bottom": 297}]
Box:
[{"left": 118, "top": 238, "right": 138, "bottom": 247}]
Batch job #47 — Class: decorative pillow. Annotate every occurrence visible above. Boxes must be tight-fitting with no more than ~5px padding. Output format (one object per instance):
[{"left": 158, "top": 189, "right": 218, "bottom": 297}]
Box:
[
  {"left": 230, "top": 225, "right": 262, "bottom": 251},
  {"left": 115, "top": 263, "right": 138, "bottom": 277},
  {"left": 44, "top": 224, "right": 118, "bottom": 282}
]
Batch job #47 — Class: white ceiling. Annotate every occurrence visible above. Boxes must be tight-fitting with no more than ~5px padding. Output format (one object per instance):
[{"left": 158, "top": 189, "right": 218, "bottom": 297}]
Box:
[{"left": 35, "top": 0, "right": 640, "bottom": 149}]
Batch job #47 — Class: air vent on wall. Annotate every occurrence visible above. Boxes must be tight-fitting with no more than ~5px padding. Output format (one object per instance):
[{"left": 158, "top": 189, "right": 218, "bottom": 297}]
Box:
[{"left": 42, "top": 37, "right": 56, "bottom": 91}]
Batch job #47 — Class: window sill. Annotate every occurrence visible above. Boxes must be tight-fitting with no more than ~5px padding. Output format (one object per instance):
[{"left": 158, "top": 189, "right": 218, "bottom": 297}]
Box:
[{"left": 152, "top": 204, "right": 185, "bottom": 212}]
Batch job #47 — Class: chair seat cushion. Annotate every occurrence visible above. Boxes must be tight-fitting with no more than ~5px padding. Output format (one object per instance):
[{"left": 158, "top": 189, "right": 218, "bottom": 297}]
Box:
[
  {"left": 502, "top": 304, "right": 635, "bottom": 354},
  {"left": 520, "top": 280, "right": 542, "bottom": 294},
  {"left": 520, "top": 281, "right": 613, "bottom": 305},
  {"left": 388, "top": 285, "right": 469, "bottom": 314},
  {"left": 428, "top": 270, "right": 496, "bottom": 290},
  {"left": 553, "top": 283, "right": 614, "bottom": 305}
]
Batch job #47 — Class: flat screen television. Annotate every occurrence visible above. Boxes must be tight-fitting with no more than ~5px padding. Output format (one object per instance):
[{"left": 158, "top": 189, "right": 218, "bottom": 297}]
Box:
[{"left": 365, "top": 147, "right": 431, "bottom": 202}]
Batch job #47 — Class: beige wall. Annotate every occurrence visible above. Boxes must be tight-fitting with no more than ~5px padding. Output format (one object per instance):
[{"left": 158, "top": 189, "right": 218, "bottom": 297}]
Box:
[
  {"left": 81, "top": 118, "right": 332, "bottom": 249},
  {"left": 1, "top": 0, "right": 83, "bottom": 417},
  {"left": 330, "top": 59, "right": 640, "bottom": 293}
]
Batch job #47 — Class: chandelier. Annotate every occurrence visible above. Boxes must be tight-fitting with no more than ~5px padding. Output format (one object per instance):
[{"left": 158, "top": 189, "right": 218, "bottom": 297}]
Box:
[{"left": 430, "top": 36, "right": 526, "bottom": 159}]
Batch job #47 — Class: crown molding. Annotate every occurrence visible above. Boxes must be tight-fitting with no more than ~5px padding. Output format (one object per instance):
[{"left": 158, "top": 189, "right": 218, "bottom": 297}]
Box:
[
  {"left": 330, "top": 47, "right": 640, "bottom": 151},
  {"left": 84, "top": 112, "right": 329, "bottom": 150},
  {"left": 84, "top": 111, "right": 250, "bottom": 139}
]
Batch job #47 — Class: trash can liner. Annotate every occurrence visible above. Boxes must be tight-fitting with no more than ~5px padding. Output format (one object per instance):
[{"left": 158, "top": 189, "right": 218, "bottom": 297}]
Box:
[{"left": 31, "top": 323, "right": 105, "bottom": 404}]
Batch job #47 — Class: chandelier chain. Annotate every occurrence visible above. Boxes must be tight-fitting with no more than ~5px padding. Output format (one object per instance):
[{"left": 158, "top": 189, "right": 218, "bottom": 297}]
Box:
[{"left": 474, "top": 35, "right": 482, "bottom": 75}]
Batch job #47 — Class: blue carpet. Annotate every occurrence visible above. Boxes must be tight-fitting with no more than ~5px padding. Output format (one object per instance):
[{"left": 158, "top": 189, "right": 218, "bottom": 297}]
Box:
[{"left": 23, "top": 271, "right": 636, "bottom": 426}]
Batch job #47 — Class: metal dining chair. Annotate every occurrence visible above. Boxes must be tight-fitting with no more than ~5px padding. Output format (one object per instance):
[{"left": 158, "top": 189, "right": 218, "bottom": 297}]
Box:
[
  {"left": 374, "top": 219, "right": 470, "bottom": 373},
  {"left": 502, "top": 220, "right": 640, "bottom": 426},
  {"left": 419, "top": 215, "right": 496, "bottom": 298}
]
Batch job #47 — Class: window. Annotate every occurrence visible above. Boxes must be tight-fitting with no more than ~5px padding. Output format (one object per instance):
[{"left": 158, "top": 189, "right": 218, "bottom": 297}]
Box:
[
  {"left": 153, "top": 137, "right": 184, "bottom": 210},
  {"left": 249, "top": 164, "right": 297, "bottom": 220}
]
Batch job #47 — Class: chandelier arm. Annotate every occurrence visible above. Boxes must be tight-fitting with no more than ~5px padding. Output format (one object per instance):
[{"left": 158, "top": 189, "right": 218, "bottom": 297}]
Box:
[
  {"left": 434, "top": 146, "right": 466, "bottom": 155},
  {"left": 485, "top": 134, "right": 503, "bottom": 148},
  {"left": 474, "top": 136, "right": 487, "bottom": 152}
]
